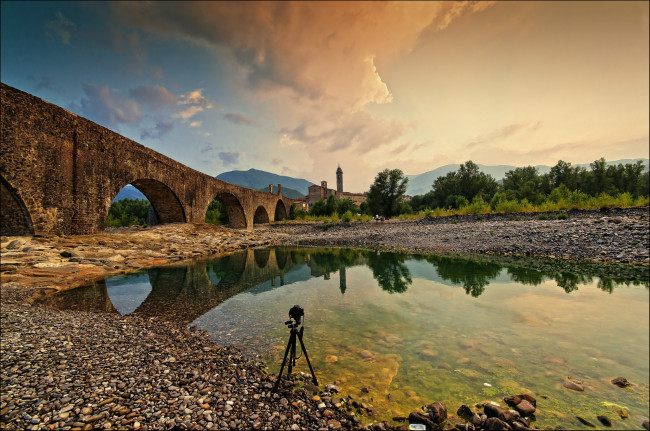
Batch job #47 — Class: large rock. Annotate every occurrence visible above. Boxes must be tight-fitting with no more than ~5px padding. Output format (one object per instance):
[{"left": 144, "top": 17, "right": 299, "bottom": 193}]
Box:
[
  {"left": 408, "top": 411, "right": 434, "bottom": 429},
  {"left": 426, "top": 402, "right": 447, "bottom": 425},
  {"left": 457, "top": 405, "right": 474, "bottom": 418},
  {"left": 483, "top": 403, "right": 504, "bottom": 419},
  {"left": 503, "top": 394, "right": 536, "bottom": 408},
  {"left": 514, "top": 400, "right": 535, "bottom": 417},
  {"left": 484, "top": 417, "right": 512, "bottom": 431}
]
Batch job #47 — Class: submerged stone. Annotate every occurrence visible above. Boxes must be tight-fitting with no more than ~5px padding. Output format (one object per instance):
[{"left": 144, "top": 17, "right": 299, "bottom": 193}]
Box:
[
  {"left": 576, "top": 416, "right": 596, "bottom": 427},
  {"left": 597, "top": 415, "right": 612, "bottom": 427},
  {"left": 610, "top": 377, "right": 631, "bottom": 387},
  {"left": 563, "top": 381, "right": 584, "bottom": 392}
]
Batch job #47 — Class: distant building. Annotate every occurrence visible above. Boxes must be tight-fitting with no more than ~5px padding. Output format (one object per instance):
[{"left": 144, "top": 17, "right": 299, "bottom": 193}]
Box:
[
  {"left": 292, "top": 197, "right": 309, "bottom": 210},
  {"left": 336, "top": 165, "right": 343, "bottom": 195},
  {"left": 306, "top": 166, "right": 367, "bottom": 208}
]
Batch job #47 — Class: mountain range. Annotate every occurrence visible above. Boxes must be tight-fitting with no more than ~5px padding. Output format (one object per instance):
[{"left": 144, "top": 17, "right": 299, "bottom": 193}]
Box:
[
  {"left": 216, "top": 168, "right": 314, "bottom": 197},
  {"left": 113, "top": 158, "right": 648, "bottom": 201}
]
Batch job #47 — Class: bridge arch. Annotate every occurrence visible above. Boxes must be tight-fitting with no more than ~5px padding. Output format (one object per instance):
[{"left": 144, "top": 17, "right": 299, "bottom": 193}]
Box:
[
  {"left": 253, "top": 205, "right": 270, "bottom": 224},
  {"left": 107, "top": 179, "right": 185, "bottom": 227},
  {"left": 254, "top": 248, "right": 270, "bottom": 268},
  {"left": 274, "top": 200, "right": 288, "bottom": 221},
  {"left": 214, "top": 192, "right": 247, "bottom": 228},
  {"left": 1, "top": 175, "right": 34, "bottom": 235}
]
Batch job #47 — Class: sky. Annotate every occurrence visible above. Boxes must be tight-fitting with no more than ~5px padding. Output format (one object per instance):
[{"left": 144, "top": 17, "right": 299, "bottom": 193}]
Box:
[{"left": 1, "top": 1, "right": 648, "bottom": 192}]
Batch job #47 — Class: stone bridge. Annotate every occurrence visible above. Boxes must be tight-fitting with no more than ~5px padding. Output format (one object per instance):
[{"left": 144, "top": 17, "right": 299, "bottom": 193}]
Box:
[{"left": 0, "top": 83, "right": 293, "bottom": 236}]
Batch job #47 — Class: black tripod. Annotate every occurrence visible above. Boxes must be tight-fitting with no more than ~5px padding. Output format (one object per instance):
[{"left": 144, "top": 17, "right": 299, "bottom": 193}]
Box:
[{"left": 273, "top": 305, "right": 318, "bottom": 392}]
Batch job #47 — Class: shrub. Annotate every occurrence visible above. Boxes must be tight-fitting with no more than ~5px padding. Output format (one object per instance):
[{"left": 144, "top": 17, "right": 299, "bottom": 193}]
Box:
[{"left": 464, "top": 196, "right": 491, "bottom": 215}]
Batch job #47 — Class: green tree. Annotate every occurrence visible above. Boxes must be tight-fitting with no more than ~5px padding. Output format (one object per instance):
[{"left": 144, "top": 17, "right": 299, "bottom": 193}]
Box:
[
  {"left": 336, "top": 198, "right": 358, "bottom": 216},
  {"left": 431, "top": 161, "right": 499, "bottom": 208},
  {"left": 289, "top": 203, "right": 307, "bottom": 220},
  {"left": 589, "top": 158, "right": 610, "bottom": 196},
  {"left": 366, "top": 168, "right": 409, "bottom": 218},
  {"left": 502, "top": 166, "right": 544, "bottom": 204},
  {"left": 106, "top": 198, "right": 150, "bottom": 227},
  {"left": 205, "top": 198, "right": 229, "bottom": 225},
  {"left": 326, "top": 194, "right": 337, "bottom": 216},
  {"left": 310, "top": 198, "right": 328, "bottom": 216},
  {"left": 408, "top": 190, "right": 436, "bottom": 212}
]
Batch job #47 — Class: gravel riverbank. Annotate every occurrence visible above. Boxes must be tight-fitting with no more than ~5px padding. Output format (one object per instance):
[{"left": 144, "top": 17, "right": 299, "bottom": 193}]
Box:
[
  {"left": 2, "top": 208, "right": 649, "bottom": 430},
  {"left": 1, "top": 285, "right": 361, "bottom": 431},
  {"left": 262, "top": 207, "right": 650, "bottom": 264}
]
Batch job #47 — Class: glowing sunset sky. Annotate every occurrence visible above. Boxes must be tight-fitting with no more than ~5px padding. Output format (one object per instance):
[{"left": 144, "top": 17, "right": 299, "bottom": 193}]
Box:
[{"left": 1, "top": 1, "right": 648, "bottom": 192}]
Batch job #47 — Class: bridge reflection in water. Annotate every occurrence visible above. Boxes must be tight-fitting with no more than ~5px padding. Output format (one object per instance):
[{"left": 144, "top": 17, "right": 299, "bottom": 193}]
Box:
[{"left": 36, "top": 248, "right": 369, "bottom": 326}]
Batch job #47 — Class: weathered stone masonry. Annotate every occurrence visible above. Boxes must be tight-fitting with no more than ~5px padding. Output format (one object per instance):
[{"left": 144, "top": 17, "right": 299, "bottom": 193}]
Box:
[{"left": 0, "top": 83, "right": 292, "bottom": 235}]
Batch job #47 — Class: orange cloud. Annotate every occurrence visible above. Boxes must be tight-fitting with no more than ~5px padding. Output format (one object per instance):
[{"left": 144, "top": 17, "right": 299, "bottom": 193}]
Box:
[{"left": 112, "top": 1, "right": 494, "bottom": 109}]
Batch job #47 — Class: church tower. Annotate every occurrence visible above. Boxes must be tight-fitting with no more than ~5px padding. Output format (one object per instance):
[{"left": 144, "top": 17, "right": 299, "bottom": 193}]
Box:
[{"left": 336, "top": 165, "right": 343, "bottom": 196}]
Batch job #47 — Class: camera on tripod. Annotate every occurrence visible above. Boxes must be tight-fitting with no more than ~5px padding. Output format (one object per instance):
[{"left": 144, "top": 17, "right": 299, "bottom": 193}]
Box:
[
  {"left": 286, "top": 304, "right": 304, "bottom": 327},
  {"left": 273, "top": 304, "right": 318, "bottom": 392}
]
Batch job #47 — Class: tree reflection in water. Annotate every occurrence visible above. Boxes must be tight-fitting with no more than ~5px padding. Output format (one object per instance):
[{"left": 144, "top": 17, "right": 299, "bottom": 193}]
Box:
[
  {"left": 366, "top": 251, "right": 412, "bottom": 293},
  {"left": 425, "top": 255, "right": 501, "bottom": 297}
]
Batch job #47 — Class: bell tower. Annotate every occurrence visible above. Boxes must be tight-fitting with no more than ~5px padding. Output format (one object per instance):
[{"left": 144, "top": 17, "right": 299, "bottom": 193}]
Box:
[{"left": 336, "top": 165, "right": 343, "bottom": 196}]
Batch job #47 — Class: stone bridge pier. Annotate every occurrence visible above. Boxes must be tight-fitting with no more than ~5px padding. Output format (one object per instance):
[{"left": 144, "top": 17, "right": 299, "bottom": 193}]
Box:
[{"left": 0, "top": 83, "right": 293, "bottom": 236}]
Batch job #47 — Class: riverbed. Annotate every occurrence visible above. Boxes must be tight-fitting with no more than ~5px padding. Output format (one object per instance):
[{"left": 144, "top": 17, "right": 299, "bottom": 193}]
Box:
[{"left": 1, "top": 208, "right": 649, "bottom": 430}]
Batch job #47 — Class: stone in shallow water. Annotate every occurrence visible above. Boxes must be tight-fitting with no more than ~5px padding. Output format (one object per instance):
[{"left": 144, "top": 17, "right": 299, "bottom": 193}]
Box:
[
  {"left": 597, "top": 415, "right": 612, "bottom": 427},
  {"left": 514, "top": 399, "right": 535, "bottom": 417},
  {"left": 610, "top": 377, "right": 631, "bottom": 387},
  {"left": 576, "top": 416, "right": 596, "bottom": 427},
  {"left": 563, "top": 381, "right": 584, "bottom": 392},
  {"left": 426, "top": 402, "right": 447, "bottom": 424}
]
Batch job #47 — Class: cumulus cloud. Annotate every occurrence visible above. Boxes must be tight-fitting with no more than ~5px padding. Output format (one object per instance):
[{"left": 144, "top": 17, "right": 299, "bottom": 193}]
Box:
[
  {"left": 218, "top": 151, "right": 243, "bottom": 166},
  {"left": 111, "top": 2, "right": 493, "bottom": 108},
  {"left": 140, "top": 118, "right": 174, "bottom": 140},
  {"left": 46, "top": 12, "right": 76, "bottom": 45},
  {"left": 174, "top": 89, "right": 214, "bottom": 121},
  {"left": 109, "top": 2, "right": 494, "bottom": 179},
  {"left": 280, "top": 110, "right": 412, "bottom": 153},
  {"left": 129, "top": 85, "right": 177, "bottom": 109},
  {"left": 75, "top": 83, "right": 142, "bottom": 129},
  {"left": 201, "top": 143, "right": 215, "bottom": 154},
  {"left": 189, "top": 121, "right": 202, "bottom": 127}
]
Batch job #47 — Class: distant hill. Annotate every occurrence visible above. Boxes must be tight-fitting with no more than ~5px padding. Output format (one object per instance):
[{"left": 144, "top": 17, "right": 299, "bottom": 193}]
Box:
[
  {"left": 114, "top": 185, "right": 147, "bottom": 201},
  {"left": 406, "top": 158, "right": 649, "bottom": 196},
  {"left": 217, "top": 168, "right": 314, "bottom": 196},
  {"left": 256, "top": 186, "right": 304, "bottom": 199}
]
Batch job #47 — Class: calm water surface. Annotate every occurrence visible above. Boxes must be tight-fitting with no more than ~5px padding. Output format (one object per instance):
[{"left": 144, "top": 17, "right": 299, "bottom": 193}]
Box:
[{"left": 40, "top": 247, "right": 649, "bottom": 429}]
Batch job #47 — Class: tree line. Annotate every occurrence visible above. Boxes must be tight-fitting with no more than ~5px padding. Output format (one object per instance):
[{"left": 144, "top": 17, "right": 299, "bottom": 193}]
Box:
[{"left": 408, "top": 158, "right": 648, "bottom": 213}]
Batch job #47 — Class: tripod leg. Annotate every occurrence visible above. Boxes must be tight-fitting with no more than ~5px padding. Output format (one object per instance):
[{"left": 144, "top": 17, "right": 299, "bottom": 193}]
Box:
[
  {"left": 297, "top": 327, "right": 319, "bottom": 386},
  {"left": 273, "top": 331, "right": 295, "bottom": 393},
  {"left": 288, "top": 329, "right": 297, "bottom": 375}
]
